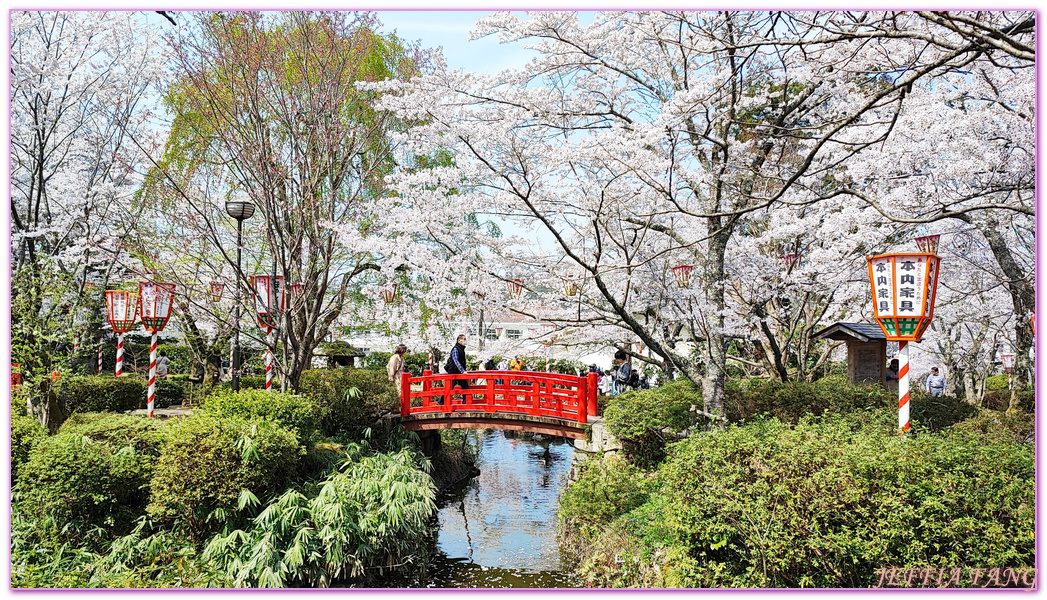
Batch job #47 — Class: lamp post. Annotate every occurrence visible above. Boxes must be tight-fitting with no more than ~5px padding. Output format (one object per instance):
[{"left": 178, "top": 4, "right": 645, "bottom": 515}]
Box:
[
  {"left": 866, "top": 235, "right": 942, "bottom": 435},
  {"left": 226, "top": 200, "right": 256, "bottom": 392}
]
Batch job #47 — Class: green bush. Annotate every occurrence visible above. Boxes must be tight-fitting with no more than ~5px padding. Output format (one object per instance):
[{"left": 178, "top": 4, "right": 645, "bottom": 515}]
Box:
[
  {"left": 559, "top": 455, "right": 653, "bottom": 539},
  {"left": 604, "top": 380, "right": 699, "bottom": 465},
  {"left": 16, "top": 429, "right": 158, "bottom": 550},
  {"left": 984, "top": 373, "right": 1009, "bottom": 391},
  {"left": 153, "top": 378, "right": 185, "bottom": 408},
  {"left": 201, "top": 388, "right": 321, "bottom": 447},
  {"left": 11, "top": 409, "right": 46, "bottom": 485},
  {"left": 59, "top": 375, "right": 146, "bottom": 413},
  {"left": 723, "top": 375, "right": 893, "bottom": 423},
  {"left": 297, "top": 368, "right": 399, "bottom": 436},
  {"left": 982, "top": 389, "right": 1034, "bottom": 412},
  {"left": 58, "top": 412, "right": 167, "bottom": 455},
  {"left": 562, "top": 412, "right": 1035, "bottom": 588},
  {"left": 907, "top": 389, "right": 979, "bottom": 432},
  {"left": 147, "top": 413, "right": 302, "bottom": 539},
  {"left": 952, "top": 408, "right": 1035, "bottom": 445}
]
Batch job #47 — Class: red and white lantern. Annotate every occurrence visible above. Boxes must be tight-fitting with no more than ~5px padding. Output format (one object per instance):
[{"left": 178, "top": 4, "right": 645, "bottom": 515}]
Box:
[
  {"left": 1002, "top": 353, "right": 1016, "bottom": 390},
  {"left": 781, "top": 253, "right": 801, "bottom": 269},
  {"left": 866, "top": 240, "right": 942, "bottom": 435},
  {"left": 563, "top": 275, "right": 578, "bottom": 297},
  {"left": 251, "top": 275, "right": 284, "bottom": 392},
  {"left": 672, "top": 265, "right": 693, "bottom": 288},
  {"left": 507, "top": 278, "right": 524, "bottom": 299},
  {"left": 381, "top": 283, "right": 398, "bottom": 304},
  {"left": 209, "top": 281, "right": 225, "bottom": 303},
  {"left": 139, "top": 282, "right": 176, "bottom": 417},
  {"left": 914, "top": 234, "right": 940, "bottom": 254},
  {"left": 105, "top": 290, "right": 139, "bottom": 379},
  {"left": 289, "top": 283, "right": 304, "bottom": 301}
]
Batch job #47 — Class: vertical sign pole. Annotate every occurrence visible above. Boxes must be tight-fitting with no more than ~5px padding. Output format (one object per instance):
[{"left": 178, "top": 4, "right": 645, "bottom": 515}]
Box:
[
  {"left": 265, "top": 327, "right": 274, "bottom": 392},
  {"left": 97, "top": 346, "right": 103, "bottom": 375},
  {"left": 148, "top": 331, "right": 158, "bottom": 418},
  {"left": 115, "top": 334, "right": 124, "bottom": 377},
  {"left": 898, "top": 341, "right": 910, "bottom": 435}
]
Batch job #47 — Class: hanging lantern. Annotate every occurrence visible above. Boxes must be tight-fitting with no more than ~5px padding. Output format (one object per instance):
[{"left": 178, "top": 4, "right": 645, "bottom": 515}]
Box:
[
  {"left": 1001, "top": 353, "right": 1016, "bottom": 374},
  {"left": 780, "top": 253, "right": 801, "bottom": 269},
  {"left": 106, "top": 290, "right": 140, "bottom": 333},
  {"left": 672, "top": 265, "right": 693, "bottom": 288},
  {"left": 507, "top": 278, "right": 523, "bottom": 299},
  {"left": 563, "top": 275, "right": 578, "bottom": 297},
  {"left": 289, "top": 283, "right": 304, "bottom": 301},
  {"left": 250, "top": 275, "right": 285, "bottom": 329},
  {"left": 139, "top": 282, "right": 176, "bottom": 333},
  {"left": 914, "top": 234, "right": 940, "bottom": 254},
  {"left": 381, "top": 283, "right": 398, "bottom": 304},
  {"left": 209, "top": 281, "right": 225, "bottom": 303}
]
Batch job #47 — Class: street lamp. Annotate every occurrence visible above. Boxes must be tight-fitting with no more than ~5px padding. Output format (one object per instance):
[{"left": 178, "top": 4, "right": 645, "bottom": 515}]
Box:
[{"left": 226, "top": 200, "right": 256, "bottom": 392}]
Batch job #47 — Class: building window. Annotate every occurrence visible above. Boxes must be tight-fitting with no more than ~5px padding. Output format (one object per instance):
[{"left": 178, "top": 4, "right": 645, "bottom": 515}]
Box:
[
  {"left": 507, "top": 329, "right": 523, "bottom": 339},
  {"left": 484, "top": 328, "right": 498, "bottom": 340}
]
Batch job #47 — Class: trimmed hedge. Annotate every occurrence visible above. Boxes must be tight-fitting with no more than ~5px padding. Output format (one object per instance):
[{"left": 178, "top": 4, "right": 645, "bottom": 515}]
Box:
[
  {"left": 561, "top": 412, "right": 1035, "bottom": 588},
  {"left": 297, "top": 368, "right": 399, "bottom": 436},
  {"left": 983, "top": 374, "right": 1009, "bottom": 391},
  {"left": 59, "top": 375, "right": 146, "bottom": 413},
  {"left": 724, "top": 375, "right": 893, "bottom": 423},
  {"left": 147, "top": 414, "right": 302, "bottom": 539},
  {"left": 57, "top": 412, "right": 167, "bottom": 455},
  {"left": 200, "top": 388, "right": 321, "bottom": 447},
  {"left": 16, "top": 426, "right": 160, "bottom": 550},
  {"left": 982, "top": 389, "right": 1034, "bottom": 412},
  {"left": 604, "top": 380, "right": 700, "bottom": 466}
]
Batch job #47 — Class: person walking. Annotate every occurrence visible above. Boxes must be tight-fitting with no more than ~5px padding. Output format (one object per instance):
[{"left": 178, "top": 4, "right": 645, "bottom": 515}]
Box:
[
  {"left": 926, "top": 367, "right": 946, "bottom": 397},
  {"left": 387, "top": 344, "right": 408, "bottom": 397},
  {"left": 445, "top": 334, "right": 470, "bottom": 402},
  {"left": 156, "top": 350, "right": 171, "bottom": 379}
]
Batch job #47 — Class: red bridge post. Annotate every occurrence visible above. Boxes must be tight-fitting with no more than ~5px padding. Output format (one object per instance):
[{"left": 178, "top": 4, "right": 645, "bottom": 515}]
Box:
[
  {"left": 400, "top": 372, "right": 411, "bottom": 417},
  {"left": 585, "top": 372, "right": 598, "bottom": 422}
]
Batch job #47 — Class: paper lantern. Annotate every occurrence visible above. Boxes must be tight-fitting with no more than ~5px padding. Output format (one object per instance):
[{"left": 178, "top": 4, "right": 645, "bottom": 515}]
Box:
[
  {"left": 209, "top": 281, "right": 225, "bottom": 303},
  {"left": 1001, "top": 353, "right": 1016, "bottom": 374},
  {"left": 381, "top": 283, "right": 398, "bottom": 304},
  {"left": 672, "top": 265, "right": 693, "bottom": 288},
  {"left": 139, "top": 282, "right": 176, "bottom": 333},
  {"left": 866, "top": 251, "right": 941, "bottom": 342},
  {"left": 105, "top": 290, "right": 140, "bottom": 333},
  {"left": 250, "top": 275, "right": 285, "bottom": 329},
  {"left": 563, "top": 275, "right": 578, "bottom": 297},
  {"left": 507, "top": 278, "right": 523, "bottom": 299},
  {"left": 914, "top": 235, "right": 940, "bottom": 254}
]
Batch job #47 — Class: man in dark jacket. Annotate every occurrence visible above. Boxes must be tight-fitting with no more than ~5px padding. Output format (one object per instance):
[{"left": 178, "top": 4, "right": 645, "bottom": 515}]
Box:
[{"left": 445, "top": 334, "right": 470, "bottom": 402}]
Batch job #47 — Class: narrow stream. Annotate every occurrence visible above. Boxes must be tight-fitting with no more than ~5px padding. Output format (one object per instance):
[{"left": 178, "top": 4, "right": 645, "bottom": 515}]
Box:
[{"left": 378, "top": 429, "right": 581, "bottom": 588}]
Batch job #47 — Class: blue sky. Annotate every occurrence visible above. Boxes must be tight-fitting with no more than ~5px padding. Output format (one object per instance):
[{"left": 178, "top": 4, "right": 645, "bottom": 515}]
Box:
[{"left": 374, "top": 10, "right": 538, "bottom": 74}]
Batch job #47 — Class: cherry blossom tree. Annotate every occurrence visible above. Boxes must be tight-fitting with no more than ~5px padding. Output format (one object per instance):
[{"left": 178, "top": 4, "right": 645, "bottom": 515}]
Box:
[
  {"left": 10, "top": 11, "right": 166, "bottom": 417},
  {"left": 365, "top": 10, "right": 1033, "bottom": 419}
]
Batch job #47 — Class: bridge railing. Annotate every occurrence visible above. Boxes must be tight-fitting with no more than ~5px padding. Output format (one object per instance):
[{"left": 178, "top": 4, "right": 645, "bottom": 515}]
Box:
[{"left": 400, "top": 370, "right": 598, "bottom": 425}]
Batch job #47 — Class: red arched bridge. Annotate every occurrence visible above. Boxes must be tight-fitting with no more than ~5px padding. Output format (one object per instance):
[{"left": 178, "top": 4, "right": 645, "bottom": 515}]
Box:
[{"left": 400, "top": 370, "right": 598, "bottom": 439}]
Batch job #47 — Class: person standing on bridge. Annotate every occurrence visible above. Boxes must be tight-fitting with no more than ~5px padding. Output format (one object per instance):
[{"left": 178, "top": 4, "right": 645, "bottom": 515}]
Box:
[
  {"left": 445, "top": 334, "right": 470, "bottom": 402},
  {"left": 387, "top": 344, "right": 408, "bottom": 397}
]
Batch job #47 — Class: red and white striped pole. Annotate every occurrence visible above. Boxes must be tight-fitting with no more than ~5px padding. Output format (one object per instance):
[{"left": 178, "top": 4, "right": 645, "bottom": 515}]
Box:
[
  {"left": 265, "top": 327, "right": 274, "bottom": 391},
  {"left": 97, "top": 345, "right": 103, "bottom": 375},
  {"left": 115, "top": 334, "right": 125, "bottom": 377},
  {"left": 1008, "top": 373, "right": 1013, "bottom": 390},
  {"left": 148, "top": 332, "right": 158, "bottom": 417},
  {"left": 897, "top": 341, "right": 910, "bottom": 435}
]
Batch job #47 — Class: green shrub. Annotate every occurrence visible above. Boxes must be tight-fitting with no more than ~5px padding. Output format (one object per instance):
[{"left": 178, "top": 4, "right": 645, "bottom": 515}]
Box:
[
  {"left": 201, "top": 388, "right": 321, "bottom": 446},
  {"left": 982, "top": 389, "right": 1034, "bottom": 412},
  {"left": 723, "top": 376, "right": 893, "bottom": 423},
  {"left": 147, "top": 413, "right": 302, "bottom": 539},
  {"left": 604, "top": 380, "right": 698, "bottom": 465},
  {"left": 563, "top": 412, "right": 1035, "bottom": 588},
  {"left": 59, "top": 375, "right": 146, "bottom": 413},
  {"left": 154, "top": 378, "right": 185, "bottom": 407},
  {"left": 952, "top": 408, "right": 1035, "bottom": 444},
  {"left": 559, "top": 455, "right": 654, "bottom": 538},
  {"left": 16, "top": 430, "right": 158, "bottom": 550},
  {"left": 297, "top": 368, "right": 399, "bottom": 436},
  {"left": 984, "top": 373, "right": 1009, "bottom": 391},
  {"left": 202, "top": 449, "right": 436, "bottom": 587},
  {"left": 11, "top": 409, "right": 46, "bottom": 485},
  {"left": 58, "top": 412, "right": 167, "bottom": 455},
  {"left": 907, "top": 389, "right": 979, "bottom": 432}
]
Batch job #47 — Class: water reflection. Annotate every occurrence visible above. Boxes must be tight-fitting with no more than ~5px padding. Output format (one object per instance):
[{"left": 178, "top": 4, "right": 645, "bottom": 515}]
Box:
[{"left": 379, "top": 429, "right": 580, "bottom": 588}]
